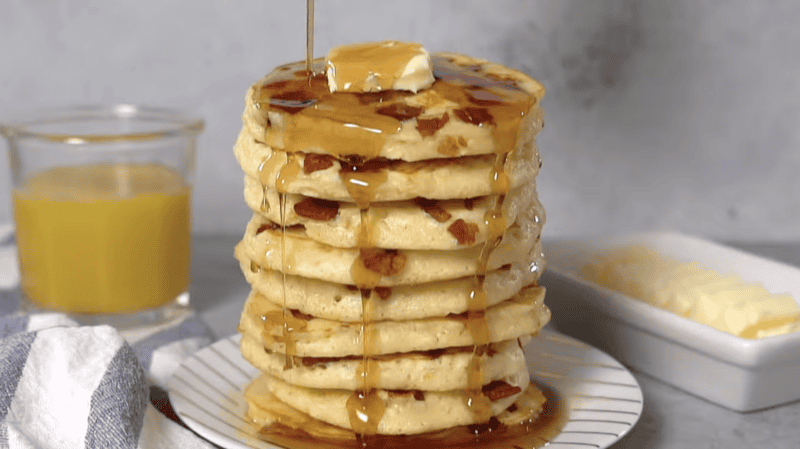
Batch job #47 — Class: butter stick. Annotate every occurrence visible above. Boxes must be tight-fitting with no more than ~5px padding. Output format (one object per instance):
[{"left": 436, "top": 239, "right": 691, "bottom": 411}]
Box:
[{"left": 582, "top": 244, "right": 800, "bottom": 339}]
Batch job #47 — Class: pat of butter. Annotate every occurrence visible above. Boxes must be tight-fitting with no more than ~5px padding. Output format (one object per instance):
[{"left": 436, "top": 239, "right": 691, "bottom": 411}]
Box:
[
  {"left": 725, "top": 293, "right": 799, "bottom": 338},
  {"left": 325, "top": 40, "right": 435, "bottom": 93},
  {"left": 582, "top": 244, "right": 800, "bottom": 339}
]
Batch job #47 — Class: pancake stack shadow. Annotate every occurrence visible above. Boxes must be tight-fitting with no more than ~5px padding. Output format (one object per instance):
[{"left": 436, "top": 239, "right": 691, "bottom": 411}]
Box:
[{"left": 233, "top": 50, "right": 551, "bottom": 440}]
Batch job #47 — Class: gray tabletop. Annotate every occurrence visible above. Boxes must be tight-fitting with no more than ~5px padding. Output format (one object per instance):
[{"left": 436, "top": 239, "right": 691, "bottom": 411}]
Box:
[{"left": 190, "top": 234, "right": 800, "bottom": 448}]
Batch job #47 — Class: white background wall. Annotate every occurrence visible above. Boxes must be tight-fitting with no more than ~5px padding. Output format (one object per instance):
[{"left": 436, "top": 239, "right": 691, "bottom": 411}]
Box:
[{"left": 1, "top": 0, "right": 799, "bottom": 240}]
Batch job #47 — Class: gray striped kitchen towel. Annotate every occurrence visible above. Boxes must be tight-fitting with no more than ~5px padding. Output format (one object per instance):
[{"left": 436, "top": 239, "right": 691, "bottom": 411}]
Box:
[{"left": 0, "top": 313, "right": 216, "bottom": 449}]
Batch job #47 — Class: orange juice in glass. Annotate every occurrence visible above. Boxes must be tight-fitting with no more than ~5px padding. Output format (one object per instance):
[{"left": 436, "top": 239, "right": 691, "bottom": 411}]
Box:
[{"left": 1, "top": 105, "right": 203, "bottom": 328}]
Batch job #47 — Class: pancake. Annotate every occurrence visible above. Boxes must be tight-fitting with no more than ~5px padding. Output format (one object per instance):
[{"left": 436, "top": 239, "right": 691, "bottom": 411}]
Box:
[
  {"left": 238, "top": 285, "right": 549, "bottom": 357},
  {"left": 233, "top": 128, "right": 541, "bottom": 204},
  {"left": 248, "top": 370, "right": 530, "bottom": 435},
  {"left": 240, "top": 335, "right": 529, "bottom": 391},
  {"left": 234, "top": 42, "right": 548, "bottom": 437},
  {"left": 239, "top": 212, "right": 542, "bottom": 286},
  {"left": 236, "top": 243, "right": 544, "bottom": 322},
  {"left": 241, "top": 53, "right": 545, "bottom": 163},
  {"left": 244, "top": 383, "right": 547, "bottom": 441},
  {"left": 244, "top": 176, "right": 545, "bottom": 250},
  {"left": 241, "top": 176, "right": 543, "bottom": 250}
]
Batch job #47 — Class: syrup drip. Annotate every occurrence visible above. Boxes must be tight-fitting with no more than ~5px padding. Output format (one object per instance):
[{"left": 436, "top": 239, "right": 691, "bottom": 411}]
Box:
[
  {"left": 347, "top": 211, "right": 390, "bottom": 436},
  {"left": 267, "top": 0, "right": 316, "bottom": 372},
  {"left": 257, "top": 150, "right": 287, "bottom": 211},
  {"left": 345, "top": 286, "right": 384, "bottom": 438},
  {"left": 490, "top": 152, "right": 510, "bottom": 195},
  {"left": 357, "top": 209, "right": 374, "bottom": 248},
  {"left": 276, "top": 154, "right": 302, "bottom": 194},
  {"left": 260, "top": 193, "right": 269, "bottom": 212},
  {"left": 344, "top": 150, "right": 391, "bottom": 437},
  {"left": 348, "top": 253, "right": 387, "bottom": 436},
  {"left": 262, "top": 308, "right": 309, "bottom": 340},
  {"left": 340, "top": 168, "right": 389, "bottom": 210},
  {"left": 463, "top": 149, "right": 510, "bottom": 425},
  {"left": 278, "top": 192, "right": 296, "bottom": 369},
  {"left": 269, "top": 151, "right": 303, "bottom": 369}
]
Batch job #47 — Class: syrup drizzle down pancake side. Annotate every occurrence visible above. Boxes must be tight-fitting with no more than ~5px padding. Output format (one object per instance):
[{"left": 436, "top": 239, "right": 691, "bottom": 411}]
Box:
[{"left": 234, "top": 5, "right": 555, "bottom": 446}]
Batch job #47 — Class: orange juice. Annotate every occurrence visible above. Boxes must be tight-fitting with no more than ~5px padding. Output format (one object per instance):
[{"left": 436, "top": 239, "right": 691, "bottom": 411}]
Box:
[{"left": 13, "top": 163, "right": 191, "bottom": 314}]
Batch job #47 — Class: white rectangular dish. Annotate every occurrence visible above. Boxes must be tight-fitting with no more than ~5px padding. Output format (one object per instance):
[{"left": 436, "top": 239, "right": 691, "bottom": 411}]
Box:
[{"left": 540, "top": 231, "right": 800, "bottom": 412}]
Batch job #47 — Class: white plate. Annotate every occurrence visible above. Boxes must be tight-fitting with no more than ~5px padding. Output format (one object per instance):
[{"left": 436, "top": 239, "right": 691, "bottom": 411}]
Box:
[
  {"left": 168, "top": 330, "right": 643, "bottom": 449},
  {"left": 542, "top": 231, "right": 800, "bottom": 411}
]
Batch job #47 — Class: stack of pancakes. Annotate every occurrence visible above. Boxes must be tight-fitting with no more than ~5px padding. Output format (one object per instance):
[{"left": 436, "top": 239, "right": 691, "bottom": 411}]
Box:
[{"left": 234, "top": 47, "right": 549, "bottom": 439}]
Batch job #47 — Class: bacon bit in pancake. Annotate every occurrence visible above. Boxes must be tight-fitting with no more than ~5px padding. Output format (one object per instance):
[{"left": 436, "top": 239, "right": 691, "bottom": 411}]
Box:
[
  {"left": 388, "top": 390, "right": 426, "bottom": 401},
  {"left": 414, "top": 197, "right": 452, "bottom": 223},
  {"left": 303, "top": 153, "right": 336, "bottom": 174},
  {"left": 268, "top": 89, "right": 318, "bottom": 114},
  {"left": 293, "top": 196, "right": 339, "bottom": 221},
  {"left": 482, "top": 380, "right": 522, "bottom": 402},
  {"left": 376, "top": 103, "right": 423, "bottom": 122},
  {"left": 454, "top": 107, "right": 494, "bottom": 126},
  {"left": 341, "top": 154, "right": 367, "bottom": 167},
  {"left": 448, "top": 219, "right": 480, "bottom": 245},
  {"left": 290, "top": 309, "right": 314, "bottom": 321},
  {"left": 374, "top": 287, "right": 392, "bottom": 300},
  {"left": 416, "top": 112, "right": 450, "bottom": 137},
  {"left": 361, "top": 248, "right": 407, "bottom": 276}
]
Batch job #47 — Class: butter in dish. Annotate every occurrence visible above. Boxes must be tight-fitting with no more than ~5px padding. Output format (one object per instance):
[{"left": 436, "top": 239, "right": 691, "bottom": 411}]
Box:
[{"left": 540, "top": 232, "right": 800, "bottom": 412}]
